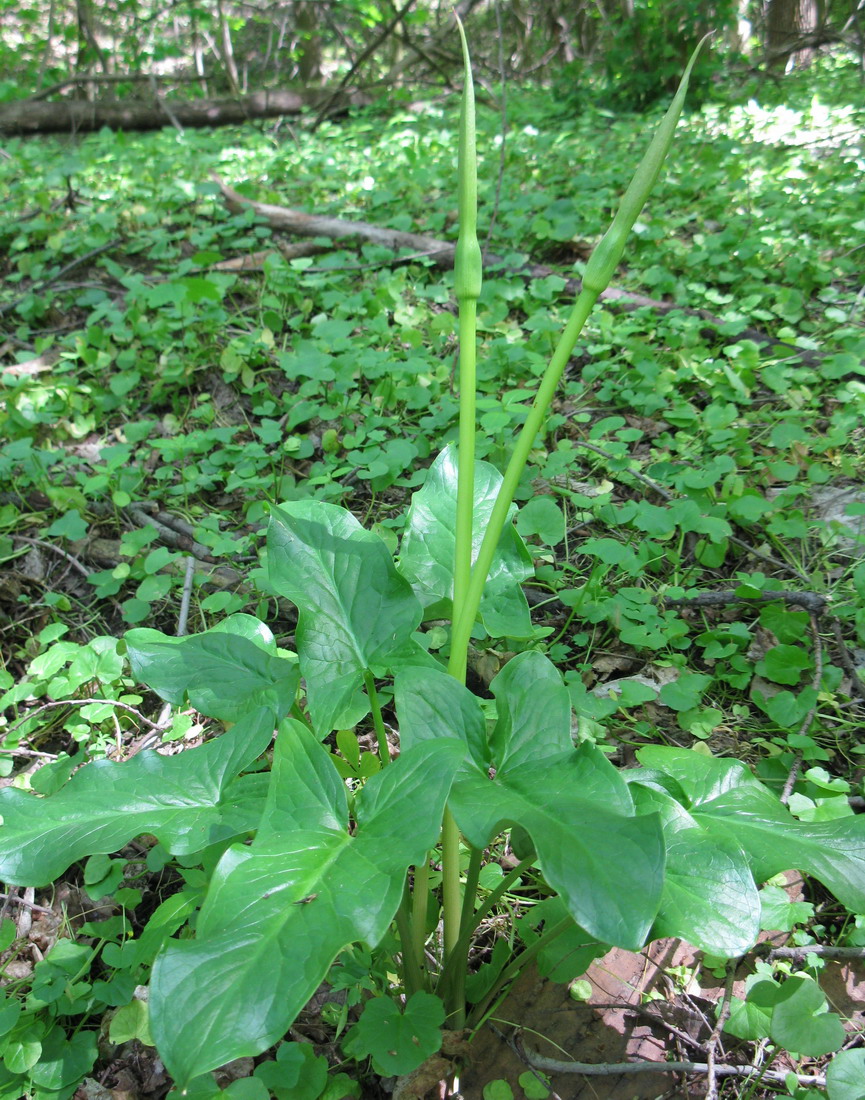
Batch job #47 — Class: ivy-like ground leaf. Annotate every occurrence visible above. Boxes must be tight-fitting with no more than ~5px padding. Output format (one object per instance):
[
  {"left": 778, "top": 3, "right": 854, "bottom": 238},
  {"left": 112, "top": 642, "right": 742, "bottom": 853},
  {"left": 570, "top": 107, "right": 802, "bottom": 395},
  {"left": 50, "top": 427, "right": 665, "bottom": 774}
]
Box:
[
  {"left": 399, "top": 446, "right": 534, "bottom": 638},
  {"left": 826, "top": 1049, "right": 865, "bottom": 1100},
  {"left": 267, "top": 501, "right": 433, "bottom": 734},
  {"left": 769, "top": 976, "right": 845, "bottom": 1057},
  {"left": 343, "top": 991, "right": 444, "bottom": 1077},
  {"left": 0, "top": 708, "right": 275, "bottom": 885},
  {"left": 149, "top": 723, "right": 463, "bottom": 1085},
  {"left": 126, "top": 615, "right": 298, "bottom": 723}
]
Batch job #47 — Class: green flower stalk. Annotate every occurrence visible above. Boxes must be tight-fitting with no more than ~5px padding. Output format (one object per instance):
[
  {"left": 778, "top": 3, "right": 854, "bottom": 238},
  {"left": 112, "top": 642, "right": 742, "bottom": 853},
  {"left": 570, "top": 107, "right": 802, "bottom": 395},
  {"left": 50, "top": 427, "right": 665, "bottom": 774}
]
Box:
[
  {"left": 448, "top": 34, "right": 711, "bottom": 667},
  {"left": 449, "top": 13, "right": 482, "bottom": 687},
  {"left": 439, "top": 16, "right": 483, "bottom": 1017}
]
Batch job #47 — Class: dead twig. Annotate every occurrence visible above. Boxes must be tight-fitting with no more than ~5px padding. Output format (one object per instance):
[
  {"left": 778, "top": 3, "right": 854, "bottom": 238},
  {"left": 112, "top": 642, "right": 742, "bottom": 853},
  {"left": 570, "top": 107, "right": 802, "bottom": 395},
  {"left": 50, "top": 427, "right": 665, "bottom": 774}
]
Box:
[
  {"left": 0, "top": 891, "right": 53, "bottom": 915},
  {"left": 3, "top": 698, "right": 165, "bottom": 739},
  {"left": 0, "top": 745, "right": 58, "bottom": 759},
  {"left": 12, "top": 535, "right": 91, "bottom": 578},
  {"left": 658, "top": 590, "right": 827, "bottom": 614},
  {"left": 518, "top": 1036, "right": 826, "bottom": 1088},
  {"left": 761, "top": 943, "right": 865, "bottom": 961},
  {"left": 704, "top": 962, "right": 737, "bottom": 1100},
  {"left": 0, "top": 240, "right": 120, "bottom": 316},
  {"left": 125, "top": 504, "right": 216, "bottom": 561},
  {"left": 487, "top": 1024, "right": 566, "bottom": 1100},
  {"left": 829, "top": 616, "right": 865, "bottom": 703},
  {"left": 176, "top": 555, "right": 196, "bottom": 637},
  {"left": 310, "top": 0, "right": 417, "bottom": 131}
]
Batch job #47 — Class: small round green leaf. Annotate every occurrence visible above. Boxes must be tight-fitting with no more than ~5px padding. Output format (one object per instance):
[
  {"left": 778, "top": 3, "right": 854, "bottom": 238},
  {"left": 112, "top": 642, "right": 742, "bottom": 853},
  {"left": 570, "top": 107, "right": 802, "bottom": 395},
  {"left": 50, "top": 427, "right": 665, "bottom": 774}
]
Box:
[
  {"left": 770, "top": 977, "right": 845, "bottom": 1057},
  {"left": 344, "top": 992, "right": 444, "bottom": 1077},
  {"left": 826, "top": 1049, "right": 865, "bottom": 1100},
  {"left": 516, "top": 497, "right": 566, "bottom": 545}
]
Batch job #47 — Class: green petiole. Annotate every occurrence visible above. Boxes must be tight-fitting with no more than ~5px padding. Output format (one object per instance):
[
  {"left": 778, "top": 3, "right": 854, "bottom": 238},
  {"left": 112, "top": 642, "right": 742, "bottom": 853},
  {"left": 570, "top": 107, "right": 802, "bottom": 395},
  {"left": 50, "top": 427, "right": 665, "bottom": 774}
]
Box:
[
  {"left": 449, "top": 35, "right": 710, "bottom": 664},
  {"left": 449, "top": 13, "right": 482, "bottom": 686}
]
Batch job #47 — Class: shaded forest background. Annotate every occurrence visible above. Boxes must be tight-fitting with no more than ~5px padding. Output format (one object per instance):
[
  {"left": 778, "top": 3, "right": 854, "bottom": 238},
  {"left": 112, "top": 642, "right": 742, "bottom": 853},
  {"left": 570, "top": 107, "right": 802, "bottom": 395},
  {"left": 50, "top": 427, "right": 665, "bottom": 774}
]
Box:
[{"left": 1, "top": 0, "right": 864, "bottom": 135}]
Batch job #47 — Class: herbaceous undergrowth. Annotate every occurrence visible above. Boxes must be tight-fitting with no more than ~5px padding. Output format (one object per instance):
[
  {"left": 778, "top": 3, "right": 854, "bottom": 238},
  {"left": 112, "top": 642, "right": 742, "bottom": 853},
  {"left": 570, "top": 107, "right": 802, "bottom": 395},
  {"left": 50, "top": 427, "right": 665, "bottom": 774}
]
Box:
[{"left": 0, "top": 28, "right": 864, "bottom": 1095}]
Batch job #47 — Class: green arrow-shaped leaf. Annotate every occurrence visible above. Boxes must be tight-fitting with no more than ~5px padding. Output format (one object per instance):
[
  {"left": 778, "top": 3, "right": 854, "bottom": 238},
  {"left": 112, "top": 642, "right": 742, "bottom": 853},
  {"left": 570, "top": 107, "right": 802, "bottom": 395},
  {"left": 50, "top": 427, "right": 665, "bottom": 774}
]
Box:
[
  {"left": 399, "top": 446, "right": 533, "bottom": 638},
  {"left": 631, "top": 784, "right": 760, "bottom": 956},
  {"left": 638, "top": 746, "right": 865, "bottom": 913},
  {"left": 826, "top": 1049, "right": 865, "bottom": 1100},
  {"left": 267, "top": 501, "right": 432, "bottom": 734},
  {"left": 489, "top": 650, "right": 572, "bottom": 771},
  {"left": 396, "top": 664, "right": 664, "bottom": 949},
  {"left": 149, "top": 723, "right": 462, "bottom": 1085},
  {"left": 126, "top": 615, "right": 298, "bottom": 723},
  {"left": 0, "top": 708, "right": 274, "bottom": 885},
  {"left": 770, "top": 976, "right": 845, "bottom": 1057}
]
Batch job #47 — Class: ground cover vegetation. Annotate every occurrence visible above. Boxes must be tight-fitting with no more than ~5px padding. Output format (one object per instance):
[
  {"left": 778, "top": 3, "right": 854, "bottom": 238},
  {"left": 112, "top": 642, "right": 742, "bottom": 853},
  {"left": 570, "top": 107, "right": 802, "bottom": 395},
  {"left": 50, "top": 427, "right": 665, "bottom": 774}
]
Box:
[{"left": 1, "top": 7, "right": 865, "bottom": 1100}]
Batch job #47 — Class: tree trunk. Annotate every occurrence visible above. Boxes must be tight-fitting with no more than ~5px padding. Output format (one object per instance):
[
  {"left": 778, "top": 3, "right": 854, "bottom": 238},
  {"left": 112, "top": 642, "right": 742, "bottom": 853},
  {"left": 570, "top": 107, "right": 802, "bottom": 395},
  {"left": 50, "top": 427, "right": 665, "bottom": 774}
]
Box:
[
  {"left": 294, "top": 1, "right": 324, "bottom": 84},
  {"left": 765, "top": 0, "right": 819, "bottom": 66},
  {"left": 0, "top": 88, "right": 359, "bottom": 136},
  {"left": 75, "top": 0, "right": 108, "bottom": 82},
  {"left": 216, "top": 0, "right": 241, "bottom": 93}
]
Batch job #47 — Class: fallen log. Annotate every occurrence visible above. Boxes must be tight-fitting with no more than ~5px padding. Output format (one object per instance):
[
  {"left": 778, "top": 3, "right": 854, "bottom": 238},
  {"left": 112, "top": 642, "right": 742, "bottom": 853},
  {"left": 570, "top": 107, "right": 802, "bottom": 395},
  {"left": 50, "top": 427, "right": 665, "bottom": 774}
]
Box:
[
  {"left": 213, "top": 175, "right": 822, "bottom": 363},
  {"left": 0, "top": 89, "right": 356, "bottom": 136}
]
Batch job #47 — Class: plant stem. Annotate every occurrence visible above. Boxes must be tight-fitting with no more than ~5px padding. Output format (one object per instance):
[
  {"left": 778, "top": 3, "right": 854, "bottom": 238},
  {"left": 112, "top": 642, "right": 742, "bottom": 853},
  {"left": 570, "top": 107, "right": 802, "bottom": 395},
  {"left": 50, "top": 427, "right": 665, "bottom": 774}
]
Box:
[
  {"left": 458, "top": 845, "right": 484, "bottom": 938},
  {"left": 440, "top": 809, "right": 463, "bottom": 1000},
  {"left": 449, "top": 14, "right": 481, "bottom": 684},
  {"left": 363, "top": 669, "right": 389, "bottom": 766},
  {"left": 449, "top": 289, "right": 599, "bottom": 662},
  {"left": 448, "top": 37, "right": 707, "bottom": 663},
  {"left": 449, "top": 298, "right": 477, "bottom": 686},
  {"left": 411, "top": 856, "right": 431, "bottom": 981},
  {"left": 438, "top": 842, "right": 483, "bottom": 1012},
  {"left": 438, "top": 856, "right": 534, "bottom": 996},
  {"left": 466, "top": 915, "right": 573, "bottom": 1029},
  {"left": 396, "top": 878, "right": 423, "bottom": 997},
  {"left": 440, "top": 16, "right": 483, "bottom": 1026}
]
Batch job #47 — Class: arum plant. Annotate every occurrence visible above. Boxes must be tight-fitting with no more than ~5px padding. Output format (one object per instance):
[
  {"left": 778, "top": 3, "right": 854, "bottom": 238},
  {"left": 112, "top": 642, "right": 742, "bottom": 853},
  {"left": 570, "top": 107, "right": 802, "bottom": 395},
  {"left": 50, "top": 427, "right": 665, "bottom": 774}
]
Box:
[{"left": 1, "top": 30, "right": 865, "bottom": 1097}]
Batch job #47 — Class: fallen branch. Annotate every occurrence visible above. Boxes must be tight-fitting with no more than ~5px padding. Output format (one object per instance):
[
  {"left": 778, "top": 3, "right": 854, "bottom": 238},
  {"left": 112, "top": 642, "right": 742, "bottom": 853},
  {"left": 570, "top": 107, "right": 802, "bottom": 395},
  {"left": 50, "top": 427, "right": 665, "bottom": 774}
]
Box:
[
  {"left": 659, "top": 590, "right": 827, "bottom": 614},
  {"left": 0, "top": 892, "right": 54, "bottom": 915},
  {"left": 13, "top": 535, "right": 91, "bottom": 578},
  {"left": 761, "top": 943, "right": 865, "bottom": 960},
  {"left": 704, "top": 962, "right": 737, "bottom": 1100},
  {"left": 2, "top": 698, "right": 165, "bottom": 740},
  {"left": 213, "top": 176, "right": 827, "bottom": 364},
  {"left": 519, "top": 1039, "right": 826, "bottom": 1089},
  {"left": 0, "top": 88, "right": 361, "bottom": 136}
]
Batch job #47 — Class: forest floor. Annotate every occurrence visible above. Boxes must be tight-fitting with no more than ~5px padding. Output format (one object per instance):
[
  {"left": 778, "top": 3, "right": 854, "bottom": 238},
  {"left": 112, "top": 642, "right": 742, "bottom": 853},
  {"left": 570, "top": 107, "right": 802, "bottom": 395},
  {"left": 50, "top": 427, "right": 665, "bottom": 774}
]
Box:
[{"left": 1, "top": 55, "right": 864, "bottom": 1100}]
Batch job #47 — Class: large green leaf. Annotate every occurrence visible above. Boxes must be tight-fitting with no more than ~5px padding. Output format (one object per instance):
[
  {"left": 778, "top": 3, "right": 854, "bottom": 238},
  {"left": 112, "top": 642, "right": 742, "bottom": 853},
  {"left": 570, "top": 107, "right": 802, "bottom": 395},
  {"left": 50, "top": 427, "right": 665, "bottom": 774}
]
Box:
[
  {"left": 126, "top": 615, "right": 298, "bottom": 723},
  {"left": 489, "top": 651, "right": 572, "bottom": 770},
  {"left": 451, "top": 759, "right": 663, "bottom": 949},
  {"left": 826, "top": 1049, "right": 865, "bottom": 1100},
  {"left": 398, "top": 446, "right": 534, "bottom": 638},
  {"left": 637, "top": 747, "right": 865, "bottom": 913},
  {"left": 396, "top": 663, "right": 664, "bottom": 950},
  {"left": 149, "top": 722, "right": 463, "bottom": 1085},
  {"left": 631, "top": 784, "right": 761, "bottom": 956},
  {"left": 393, "top": 665, "right": 489, "bottom": 768},
  {"left": 267, "top": 501, "right": 432, "bottom": 734},
  {"left": 0, "top": 708, "right": 274, "bottom": 885}
]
